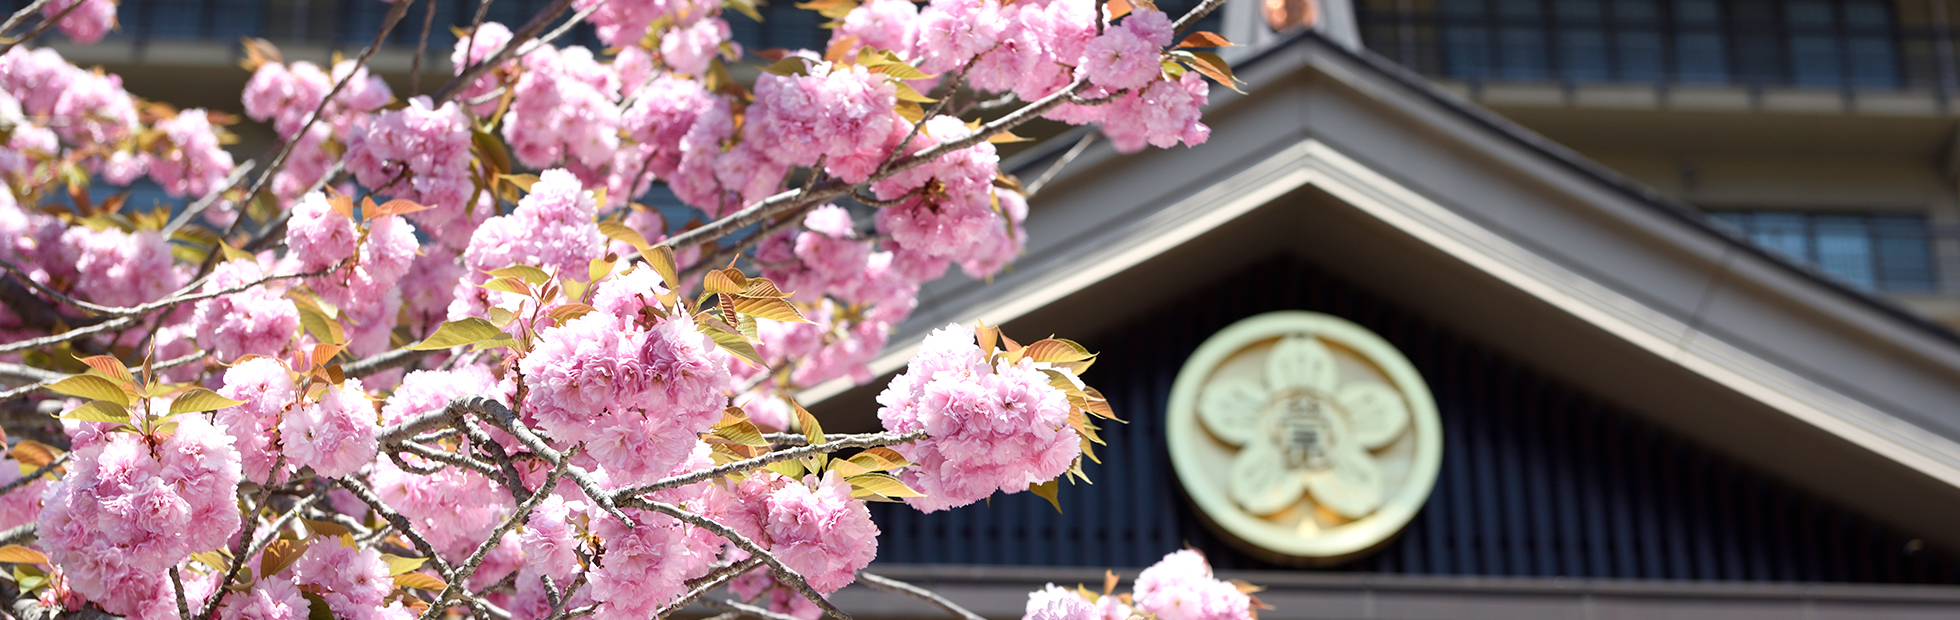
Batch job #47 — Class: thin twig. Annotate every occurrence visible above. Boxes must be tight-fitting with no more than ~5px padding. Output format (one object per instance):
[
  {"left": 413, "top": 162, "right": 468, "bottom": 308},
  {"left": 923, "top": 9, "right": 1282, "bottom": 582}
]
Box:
[
  {"left": 0, "top": 0, "right": 87, "bottom": 55},
  {"left": 1024, "top": 132, "right": 1098, "bottom": 197},
  {"left": 702, "top": 598, "right": 804, "bottom": 620},
  {"left": 0, "top": 0, "right": 53, "bottom": 36},
  {"left": 410, "top": 0, "right": 439, "bottom": 96},
  {"left": 857, "top": 573, "right": 988, "bottom": 620},
  {"left": 161, "top": 160, "right": 255, "bottom": 237}
]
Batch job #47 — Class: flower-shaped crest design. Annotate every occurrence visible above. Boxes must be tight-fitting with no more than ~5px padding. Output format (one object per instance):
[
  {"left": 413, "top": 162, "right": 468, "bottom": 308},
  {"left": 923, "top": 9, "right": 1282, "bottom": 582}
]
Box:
[{"left": 1197, "top": 335, "right": 1411, "bottom": 520}]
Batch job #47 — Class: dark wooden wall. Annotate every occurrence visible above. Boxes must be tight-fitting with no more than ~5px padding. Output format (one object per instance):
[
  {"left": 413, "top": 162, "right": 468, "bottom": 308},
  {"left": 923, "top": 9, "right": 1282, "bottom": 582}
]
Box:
[{"left": 868, "top": 255, "right": 1960, "bottom": 584}]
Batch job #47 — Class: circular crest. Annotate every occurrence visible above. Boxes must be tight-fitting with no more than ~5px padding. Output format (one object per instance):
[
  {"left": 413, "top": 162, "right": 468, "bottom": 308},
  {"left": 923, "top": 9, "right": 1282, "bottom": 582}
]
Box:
[{"left": 1167, "top": 311, "right": 1441, "bottom": 564}]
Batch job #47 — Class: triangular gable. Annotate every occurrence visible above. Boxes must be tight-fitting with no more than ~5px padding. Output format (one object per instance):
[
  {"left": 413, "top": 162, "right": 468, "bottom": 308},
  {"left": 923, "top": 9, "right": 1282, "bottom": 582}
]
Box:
[{"left": 808, "top": 33, "right": 1960, "bottom": 551}]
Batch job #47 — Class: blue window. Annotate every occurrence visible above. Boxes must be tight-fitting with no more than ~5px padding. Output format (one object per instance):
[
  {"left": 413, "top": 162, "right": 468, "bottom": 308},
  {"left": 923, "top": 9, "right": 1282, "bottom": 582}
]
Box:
[{"left": 1709, "top": 210, "right": 1937, "bottom": 293}]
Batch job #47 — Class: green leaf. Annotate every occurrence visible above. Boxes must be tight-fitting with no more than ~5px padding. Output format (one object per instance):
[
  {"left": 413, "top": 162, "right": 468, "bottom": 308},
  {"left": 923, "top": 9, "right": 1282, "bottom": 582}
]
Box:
[
  {"left": 891, "top": 81, "right": 937, "bottom": 103},
  {"left": 381, "top": 555, "right": 428, "bottom": 576},
  {"left": 847, "top": 472, "right": 923, "bottom": 499},
  {"left": 303, "top": 592, "right": 333, "bottom": 620},
  {"left": 598, "top": 221, "right": 652, "bottom": 256},
  {"left": 487, "top": 265, "right": 552, "bottom": 286},
  {"left": 1029, "top": 479, "right": 1063, "bottom": 513},
  {"left": 407, "top": 318, "right": 507, "bottom": 351},
  {"left": 696, "top": 315, "right": 766, "bottom": 367},
  {"left": 724, "top": 0, "right": 764, "bottom": 22},
  {"left": 290, "top": 296, "right": 346, "bottom": 345},
  {"left": 711, "top": 409, "right": 770, "bottom": 446},
  {"left": 47, "top": 375, "right": 130, "bottom": 406},
  {"left": 485, "top": 306, "right": 517, "bottom": 328},
  {"left": 470, "top": 336, "right": 519, "bottom": 352},
  {"left": 474, "top": 127, "right": 512, "bottom": 177},
  {"left": 764, "top": 459, "right": 806, "bottom": 479},
  {"left": 872, "top": 57, "right": 934, "bottom": 81},
  {"left": 760, "top": 56, "right": 812, "bottom": 76},
  {"left": 170, "top": 388, "right": 246, "bottom": 415}
]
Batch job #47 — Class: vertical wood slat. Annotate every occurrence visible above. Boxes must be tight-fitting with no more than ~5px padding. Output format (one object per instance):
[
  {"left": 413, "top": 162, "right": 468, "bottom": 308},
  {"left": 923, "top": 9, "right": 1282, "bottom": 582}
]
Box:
[{"left": 864, "top": 256, "right": 1960, "bottom": 585}]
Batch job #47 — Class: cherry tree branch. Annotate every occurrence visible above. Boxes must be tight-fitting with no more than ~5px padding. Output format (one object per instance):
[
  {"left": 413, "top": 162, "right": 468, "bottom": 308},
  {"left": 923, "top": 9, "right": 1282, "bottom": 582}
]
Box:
[
  {"left": 703, "top": 598, "right": 805, "bottom": 620},
  {"left": 0, "top": 0, "right": 52, "bottom": 36},
  {"left": 0, "top": 454, "right": 67, "bottom": 498},
  {"left": 430, "top": 0, "right": 577, "bottom": 103},
  {"left": 615, "top": 430, "right": 924, "bottom": 497},
  {"left": 622, "top": 498, "right": 853, "bottom": 620},
  {"left": 0, "top": 0, "right": 85, "bottom": 55}
]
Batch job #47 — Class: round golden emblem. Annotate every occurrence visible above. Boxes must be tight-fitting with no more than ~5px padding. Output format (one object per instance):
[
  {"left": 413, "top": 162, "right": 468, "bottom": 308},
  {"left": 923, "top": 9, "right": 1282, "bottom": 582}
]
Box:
[{"left": 1166, "top": 311, "right": 1441, "bottom": 564}]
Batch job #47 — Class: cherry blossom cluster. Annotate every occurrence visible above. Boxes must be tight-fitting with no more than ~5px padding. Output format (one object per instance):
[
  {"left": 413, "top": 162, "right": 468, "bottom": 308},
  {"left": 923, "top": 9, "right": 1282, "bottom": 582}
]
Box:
[
  {"left": 0, "top": 0, "right": 1236, "bottom": 614},
  {"left": 1024, "top": 551, "right": 1257, "bottom": 620}
]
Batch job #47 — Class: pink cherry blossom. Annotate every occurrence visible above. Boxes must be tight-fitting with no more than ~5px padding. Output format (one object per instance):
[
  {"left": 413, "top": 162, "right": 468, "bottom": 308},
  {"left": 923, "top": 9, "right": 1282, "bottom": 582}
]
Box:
[
  {"left": 1131, "top": 550, "right": 1252, "bottom": 620},
  {"left": 877, "top": 324, "right": 1080, "bottom": 512}
]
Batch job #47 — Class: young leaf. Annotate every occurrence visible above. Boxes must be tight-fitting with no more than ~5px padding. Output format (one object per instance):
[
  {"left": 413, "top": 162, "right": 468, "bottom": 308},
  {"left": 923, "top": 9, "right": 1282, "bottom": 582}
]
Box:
[
  {"left": 480, "top": 276, "right": 532, "bottom": 296},
  {"left": 10, "top": 441, "right": 57, "bottom": 470},
  {"left": 729, "top": 296, "right": 811, "bottom": 323},
  {"left": 1022, "top": 338, "right": 1095, "bottom": 364},
  {"left": 1174, "top": 31, "right": 1234, "bottom": 49},
  {"left": 787, "top": 400, "right": 824, "bottom": 447},
  {"left": 988, "top": 130, "right": 1034, "bottom": 144},
  {"left": 702, "top": 269, "right": 746, "bottom": 295},
  {"left": 47, "top": 375, "right": 130, "bottom": 406},
  {"left": 1182, "top": 51, "right": 1244, "bottom": 93},
  {"left": 366, "top": 199, "right": 432, "bottom": 219},
  {"left": 169, "top": 388, "right": 246, "bottom": 415},
  {"left": 0, "top": 546, "right": 48, "bottom": 565},
  {"left": 394, "top": 572, "right": 447, "bottom": 591},
  {"left": 546, "top": 303, "right": 597, "bottom": 324},
  {"left": 407, "top": 318, "right": 507, "bottom": 351},
  {"left": 381, "top": 555, "right": 428, "bottom": 575},
  {"left": 74, "top": 355, "right": 133, "bottom": 385},
  {"left": 1029, "top": 479, "right": 1062, "bottom": 513},
  {"left": 259, "top": 539, "right": 306, "bottom": 578},
  {"left": 303, "top": 519, "right": 352, "bottom": 539}
]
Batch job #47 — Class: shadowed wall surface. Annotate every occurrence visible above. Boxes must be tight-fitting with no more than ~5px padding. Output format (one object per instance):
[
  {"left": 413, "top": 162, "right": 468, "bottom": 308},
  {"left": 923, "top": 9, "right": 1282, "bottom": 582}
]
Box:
[{"left": 869, "top": 255, "right": 1960, "bottom": 583}]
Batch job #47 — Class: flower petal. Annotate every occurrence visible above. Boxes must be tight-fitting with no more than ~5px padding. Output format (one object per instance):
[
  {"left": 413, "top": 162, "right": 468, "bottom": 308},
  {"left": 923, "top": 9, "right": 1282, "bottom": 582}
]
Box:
[
  {"left": 1229, "top": 439, "right": 1307, "bottom": 516},
  {"left": 1338, "top": 382, "right": 1410, "bottom": 450},
  {"left": 1266, "top": 336, "right": 1338, "bottom": 393},
  {"left": 1306, "top": 446, "right": 1382, "bottom": 519},
  {"left": 1199, "top": 376, "right": 1267, "bottom": 447}
]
